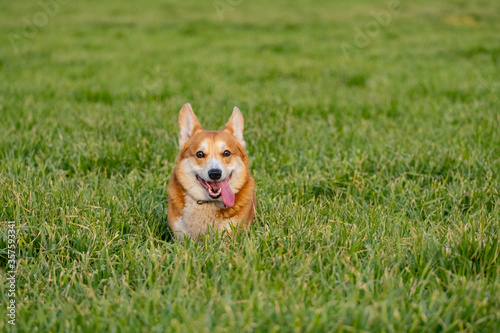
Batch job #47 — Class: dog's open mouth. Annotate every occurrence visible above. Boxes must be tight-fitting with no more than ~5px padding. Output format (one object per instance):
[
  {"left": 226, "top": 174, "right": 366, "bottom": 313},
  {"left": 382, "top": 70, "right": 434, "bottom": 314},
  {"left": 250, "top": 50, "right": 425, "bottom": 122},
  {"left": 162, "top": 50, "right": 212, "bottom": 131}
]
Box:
[{"left": 196, "top": 174, "right": 235, "bottom": 207}]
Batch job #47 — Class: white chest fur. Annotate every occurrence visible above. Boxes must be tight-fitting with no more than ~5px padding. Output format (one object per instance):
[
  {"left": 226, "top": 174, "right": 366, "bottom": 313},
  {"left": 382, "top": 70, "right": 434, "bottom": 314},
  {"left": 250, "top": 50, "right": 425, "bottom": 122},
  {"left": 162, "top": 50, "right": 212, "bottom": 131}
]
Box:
[{"left": 172, "top": 196, "right": 235, "bottom": 240}]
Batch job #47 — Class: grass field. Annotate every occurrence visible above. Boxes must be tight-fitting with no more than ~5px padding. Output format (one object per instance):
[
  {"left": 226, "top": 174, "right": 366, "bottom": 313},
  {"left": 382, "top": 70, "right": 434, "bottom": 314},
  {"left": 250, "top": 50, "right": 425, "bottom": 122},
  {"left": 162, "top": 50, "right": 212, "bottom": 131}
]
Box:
[{"left": 1, "top": 0, "right": 500, "bottom": 331}]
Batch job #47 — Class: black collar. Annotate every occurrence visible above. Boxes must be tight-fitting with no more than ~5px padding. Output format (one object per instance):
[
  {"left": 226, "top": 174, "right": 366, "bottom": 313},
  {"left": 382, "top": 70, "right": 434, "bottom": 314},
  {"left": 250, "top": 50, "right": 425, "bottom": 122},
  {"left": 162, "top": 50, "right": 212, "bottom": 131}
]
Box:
[
  {"left": 197, "top": 200, "right": 228, "bottom": 207},
  {"left": 197, "top": 200, "right": 216, "bottom": 205}
]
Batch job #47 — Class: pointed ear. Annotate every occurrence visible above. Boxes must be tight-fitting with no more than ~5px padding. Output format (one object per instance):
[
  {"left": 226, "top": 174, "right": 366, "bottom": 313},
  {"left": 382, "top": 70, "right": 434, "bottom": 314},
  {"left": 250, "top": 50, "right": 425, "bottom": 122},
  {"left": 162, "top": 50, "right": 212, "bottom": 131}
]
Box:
[
  {"left": 225, "top": 107, "right": 245, "bottom": 149},
  {"left": 178, "top": 103, "right": 202, "bottom": 149}
]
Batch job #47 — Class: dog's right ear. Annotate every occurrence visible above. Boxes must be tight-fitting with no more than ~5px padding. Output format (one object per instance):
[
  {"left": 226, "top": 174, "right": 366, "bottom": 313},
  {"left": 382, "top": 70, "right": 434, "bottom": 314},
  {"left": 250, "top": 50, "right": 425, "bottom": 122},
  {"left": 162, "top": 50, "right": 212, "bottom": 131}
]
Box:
[{"left": 178, "top": 103, "right": 202, "bottom": 149}]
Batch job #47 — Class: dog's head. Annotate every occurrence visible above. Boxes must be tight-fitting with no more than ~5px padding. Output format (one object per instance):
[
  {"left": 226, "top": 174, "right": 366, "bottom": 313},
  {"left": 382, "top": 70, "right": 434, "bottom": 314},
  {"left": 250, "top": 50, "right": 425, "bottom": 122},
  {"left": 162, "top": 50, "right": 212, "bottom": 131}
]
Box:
[{"left": 175, "top": 103, "right": 250, "bottom": 207}]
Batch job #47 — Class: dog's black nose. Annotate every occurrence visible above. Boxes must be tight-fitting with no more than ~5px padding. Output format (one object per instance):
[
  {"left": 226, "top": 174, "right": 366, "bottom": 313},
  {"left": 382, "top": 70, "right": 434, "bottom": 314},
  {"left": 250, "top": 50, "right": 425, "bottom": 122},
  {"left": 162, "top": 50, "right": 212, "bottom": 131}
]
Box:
[{"left": 208, "top": 169, "right": 222, "bottom": 180}]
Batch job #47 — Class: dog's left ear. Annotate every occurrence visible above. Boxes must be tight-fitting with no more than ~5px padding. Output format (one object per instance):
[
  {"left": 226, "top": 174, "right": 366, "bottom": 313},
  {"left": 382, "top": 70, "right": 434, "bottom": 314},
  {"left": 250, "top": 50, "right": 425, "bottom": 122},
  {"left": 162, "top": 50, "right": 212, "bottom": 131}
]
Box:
[{"left": 225, "top": 107, "right": 246, "bottom": 149}]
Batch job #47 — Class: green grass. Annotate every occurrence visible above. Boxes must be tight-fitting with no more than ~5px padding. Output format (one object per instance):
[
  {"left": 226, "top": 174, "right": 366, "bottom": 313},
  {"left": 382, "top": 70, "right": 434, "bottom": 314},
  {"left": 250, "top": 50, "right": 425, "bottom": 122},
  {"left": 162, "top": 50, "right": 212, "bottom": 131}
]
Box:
[{"left": 1, "top": 0, "right": 500, "bottom": 331}]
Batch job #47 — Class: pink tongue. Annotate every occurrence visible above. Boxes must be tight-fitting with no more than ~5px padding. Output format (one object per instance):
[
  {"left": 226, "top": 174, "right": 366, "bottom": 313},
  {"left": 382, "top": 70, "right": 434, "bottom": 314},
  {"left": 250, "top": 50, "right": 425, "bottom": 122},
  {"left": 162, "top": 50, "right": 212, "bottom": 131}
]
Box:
[{"left": 219, "top": 179, "right": 235, "bottom": 207}]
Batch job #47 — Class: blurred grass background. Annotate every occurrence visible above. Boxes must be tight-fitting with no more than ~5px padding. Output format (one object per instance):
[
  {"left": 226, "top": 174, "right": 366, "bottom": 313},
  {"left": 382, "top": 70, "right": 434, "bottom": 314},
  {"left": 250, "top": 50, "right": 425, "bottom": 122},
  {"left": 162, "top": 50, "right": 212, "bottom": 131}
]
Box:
[{"left": 0, "top": 0, "right": 499, "bottom": 331}]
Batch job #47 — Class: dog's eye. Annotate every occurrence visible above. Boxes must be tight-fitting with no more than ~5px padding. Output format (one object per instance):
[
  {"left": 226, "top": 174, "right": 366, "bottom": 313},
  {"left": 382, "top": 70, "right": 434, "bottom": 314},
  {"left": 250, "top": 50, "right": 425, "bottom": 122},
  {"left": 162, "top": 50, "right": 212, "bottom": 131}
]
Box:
[
  {"left": 196, "top": 151, "right": 205, "bottom": 158},
  {"left": 223, "top": 150, "right": 231, "bottom": 157}
]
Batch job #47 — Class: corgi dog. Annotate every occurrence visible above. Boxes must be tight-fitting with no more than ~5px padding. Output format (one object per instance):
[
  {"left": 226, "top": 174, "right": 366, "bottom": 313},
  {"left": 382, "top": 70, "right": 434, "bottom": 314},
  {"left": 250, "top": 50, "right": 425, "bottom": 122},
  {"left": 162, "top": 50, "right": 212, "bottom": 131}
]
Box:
[{"left": 167, "top": 103, "right": 256, "bottom": 240}]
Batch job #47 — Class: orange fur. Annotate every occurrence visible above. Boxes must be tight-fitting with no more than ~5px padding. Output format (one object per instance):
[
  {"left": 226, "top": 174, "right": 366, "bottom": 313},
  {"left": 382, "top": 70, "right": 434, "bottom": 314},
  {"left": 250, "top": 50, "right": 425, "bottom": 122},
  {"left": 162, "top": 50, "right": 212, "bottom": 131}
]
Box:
[{"left": 167, "top": 104, "right": 256, "bottom": 240}]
